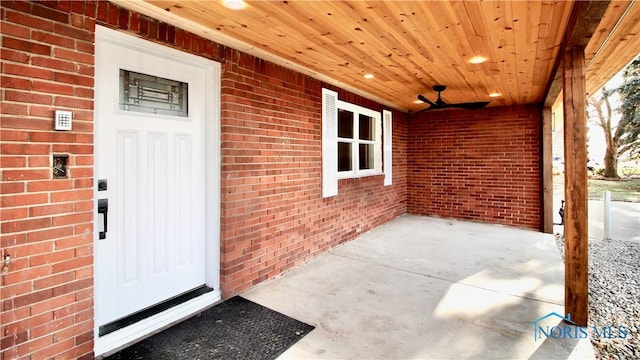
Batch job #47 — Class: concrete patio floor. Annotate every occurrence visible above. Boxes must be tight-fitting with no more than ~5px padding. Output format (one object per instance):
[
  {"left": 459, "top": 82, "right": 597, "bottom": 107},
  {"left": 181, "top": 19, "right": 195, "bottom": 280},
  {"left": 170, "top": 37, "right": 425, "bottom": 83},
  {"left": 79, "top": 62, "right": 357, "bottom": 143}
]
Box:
[{"left": 243, "top": 215, "right": 596, "bottom": 359}]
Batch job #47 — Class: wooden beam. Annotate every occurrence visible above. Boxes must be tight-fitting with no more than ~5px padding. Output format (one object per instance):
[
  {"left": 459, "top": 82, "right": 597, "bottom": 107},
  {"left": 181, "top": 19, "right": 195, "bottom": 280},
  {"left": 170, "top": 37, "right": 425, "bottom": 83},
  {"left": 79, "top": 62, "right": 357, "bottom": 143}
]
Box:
[
  {"left": 540, "top": 0, "right": 610, "bottom": 326},
  {"left": 542, "top": 106, "right": 554, "bottom": 234},
  {"left": 544, "top": 64, "right": 564, "bottom": 108},
  {"left": 544, "top": 1, "right": 611, "bottom": 107},
  {"left": 563, "top": 50, "right": 589, "bottom": 326}
]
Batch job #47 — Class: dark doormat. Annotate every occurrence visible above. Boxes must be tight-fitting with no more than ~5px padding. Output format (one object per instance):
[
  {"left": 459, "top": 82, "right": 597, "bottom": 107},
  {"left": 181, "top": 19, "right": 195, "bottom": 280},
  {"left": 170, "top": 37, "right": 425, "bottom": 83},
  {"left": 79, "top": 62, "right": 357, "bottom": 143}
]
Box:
[{"left": 105, "top": 296, "right": 315, "bottom": 360}]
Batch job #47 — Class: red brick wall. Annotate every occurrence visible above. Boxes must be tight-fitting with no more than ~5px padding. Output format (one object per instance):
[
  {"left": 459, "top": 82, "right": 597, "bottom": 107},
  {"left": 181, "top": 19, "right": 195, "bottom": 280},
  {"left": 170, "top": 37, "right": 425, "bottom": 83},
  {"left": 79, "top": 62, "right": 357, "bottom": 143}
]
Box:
[
  {"left": 407, "top": 105, "right": 542, "bottom": 230},
  {"left": 1, "top": 1, "right": 407, "bottom": 358},
  {"left": 1, "top": 1, "right": 95, "bottom": 359},
  {"left": 219, "top": 53, "right": 407, "bottom": 295}
]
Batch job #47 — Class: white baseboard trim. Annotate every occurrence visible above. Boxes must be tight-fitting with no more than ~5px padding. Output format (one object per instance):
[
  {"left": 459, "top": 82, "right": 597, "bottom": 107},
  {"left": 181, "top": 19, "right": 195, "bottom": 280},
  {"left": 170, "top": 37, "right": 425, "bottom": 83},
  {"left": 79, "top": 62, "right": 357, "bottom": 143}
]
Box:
[{"left": 94, "top": 290, "right": 221, "bottom": 358}]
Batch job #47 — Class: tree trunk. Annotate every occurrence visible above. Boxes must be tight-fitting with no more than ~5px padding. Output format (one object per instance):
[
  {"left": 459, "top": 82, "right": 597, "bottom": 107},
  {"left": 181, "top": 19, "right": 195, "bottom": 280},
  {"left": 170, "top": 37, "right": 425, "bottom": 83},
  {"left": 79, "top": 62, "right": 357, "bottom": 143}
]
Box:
[
  {"left": 603, "top": 145, "right": 619, "bottom": 178},
  {"left": 587, "top": 89, "right": 619, "bottom": 178}
]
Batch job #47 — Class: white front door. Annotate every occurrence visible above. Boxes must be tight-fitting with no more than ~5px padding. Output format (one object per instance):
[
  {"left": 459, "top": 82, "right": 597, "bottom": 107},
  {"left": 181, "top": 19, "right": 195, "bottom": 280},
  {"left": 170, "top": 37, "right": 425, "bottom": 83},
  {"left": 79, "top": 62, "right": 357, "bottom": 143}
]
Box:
[{"left": 94, "top": 27, "right": 220, "bottom": 332}]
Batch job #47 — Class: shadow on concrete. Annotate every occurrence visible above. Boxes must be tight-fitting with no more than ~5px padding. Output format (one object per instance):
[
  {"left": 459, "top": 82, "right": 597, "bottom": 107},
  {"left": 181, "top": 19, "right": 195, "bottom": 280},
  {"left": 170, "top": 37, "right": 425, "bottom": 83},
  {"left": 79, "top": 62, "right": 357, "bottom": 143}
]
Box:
[
  {"left": 242, "top": 215, "right": 596, "bottom": 359},
  {"left": 529, "top": 323, "right": 588, "bottom": 360}
]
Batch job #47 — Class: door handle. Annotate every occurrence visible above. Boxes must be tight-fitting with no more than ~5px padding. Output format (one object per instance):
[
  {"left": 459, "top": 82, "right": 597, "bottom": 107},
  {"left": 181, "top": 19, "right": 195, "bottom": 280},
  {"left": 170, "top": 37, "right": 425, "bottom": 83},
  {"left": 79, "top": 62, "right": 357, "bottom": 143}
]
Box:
[{"left": 98, "top": 199, "right": 108, "bottom": 239}]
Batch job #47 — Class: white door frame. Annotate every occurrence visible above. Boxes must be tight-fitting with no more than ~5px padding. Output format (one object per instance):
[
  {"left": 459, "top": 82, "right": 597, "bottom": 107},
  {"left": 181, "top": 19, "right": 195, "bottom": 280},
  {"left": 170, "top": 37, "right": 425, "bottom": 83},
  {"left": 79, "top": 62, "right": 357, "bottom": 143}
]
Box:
[{"left": 93, "top": 25, "right": 221, "bottom": 357}]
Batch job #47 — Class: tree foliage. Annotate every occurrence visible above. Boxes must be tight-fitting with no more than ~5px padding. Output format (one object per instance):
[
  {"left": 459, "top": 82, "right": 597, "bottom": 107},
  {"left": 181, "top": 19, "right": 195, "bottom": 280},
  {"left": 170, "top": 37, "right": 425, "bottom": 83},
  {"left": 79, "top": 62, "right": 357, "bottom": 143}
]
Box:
[{"left": 616, "top": 56, "right": 640, "bottom": 161}]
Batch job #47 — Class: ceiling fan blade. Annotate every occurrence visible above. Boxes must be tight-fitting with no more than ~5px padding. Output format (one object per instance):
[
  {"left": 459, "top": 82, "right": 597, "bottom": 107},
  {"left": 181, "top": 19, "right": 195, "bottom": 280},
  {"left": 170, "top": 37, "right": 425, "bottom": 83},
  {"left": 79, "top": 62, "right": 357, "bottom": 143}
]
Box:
[
  {"left": 411, "top": 106, "right": 435, "bottom": 115},
  {"left": 413, "top": 101, "right": 489, "bottom": 114},
  {"left": 414, "top": 86, "right": 490, "bottom": 114},
  {"left": 449, "top": 101, "right": 490, "bottom": 110},
  {"left": 417, "top": 94, "right": 437, "bottom": 106}
]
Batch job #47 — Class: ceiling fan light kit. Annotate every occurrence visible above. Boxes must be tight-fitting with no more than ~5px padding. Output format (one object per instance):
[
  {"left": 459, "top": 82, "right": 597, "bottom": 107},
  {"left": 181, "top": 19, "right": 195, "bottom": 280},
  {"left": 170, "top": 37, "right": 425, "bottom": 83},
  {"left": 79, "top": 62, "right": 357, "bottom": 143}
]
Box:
[{"left": 416, "top": 85, "right": 490, "bottom": 112}]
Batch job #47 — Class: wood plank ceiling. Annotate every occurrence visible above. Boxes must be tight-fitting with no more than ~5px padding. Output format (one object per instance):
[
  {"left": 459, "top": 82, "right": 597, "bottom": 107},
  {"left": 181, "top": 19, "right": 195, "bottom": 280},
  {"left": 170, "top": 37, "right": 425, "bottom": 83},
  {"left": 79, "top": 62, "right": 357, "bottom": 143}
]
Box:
[
  {"left": 584, "top": 0, "right": 640, "bottom": 96},
  {"left": 114, "top": 0, "right": 639, "bottom": 113}
]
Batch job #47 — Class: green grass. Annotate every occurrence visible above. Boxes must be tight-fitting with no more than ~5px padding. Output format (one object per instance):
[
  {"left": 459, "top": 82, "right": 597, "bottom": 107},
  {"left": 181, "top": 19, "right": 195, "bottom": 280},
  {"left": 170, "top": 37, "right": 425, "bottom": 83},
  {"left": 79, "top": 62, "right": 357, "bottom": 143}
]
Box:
[
  {"left": 587, "top": 178, "right": 640, "bottom": 202},
  {"left": 553, "top": 175, "right": 640, "bottom": 202}
]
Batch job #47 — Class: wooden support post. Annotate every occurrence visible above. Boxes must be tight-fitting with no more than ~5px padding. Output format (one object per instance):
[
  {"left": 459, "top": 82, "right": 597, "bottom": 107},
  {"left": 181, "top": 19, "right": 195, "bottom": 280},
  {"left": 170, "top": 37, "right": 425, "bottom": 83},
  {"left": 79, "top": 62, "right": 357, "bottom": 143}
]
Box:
[
  {"left": 562, "top": 50, "right": 589, "bottom": 326},
  {"left": 542, "top": 106, "right": 554, "bottom": 234}
]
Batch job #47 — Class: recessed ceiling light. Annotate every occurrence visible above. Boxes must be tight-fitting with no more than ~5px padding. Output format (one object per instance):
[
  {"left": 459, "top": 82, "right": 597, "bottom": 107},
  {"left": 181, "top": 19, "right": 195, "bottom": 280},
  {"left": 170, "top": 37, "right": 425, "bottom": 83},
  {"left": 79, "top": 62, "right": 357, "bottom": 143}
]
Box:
[
  {"left": 469, "top": 56, "right": 487, "bottom": 64},
  {"left": 222, "top": 0, "right": 246, "bottom": 10},
  {"left": 489, "top": 92, "right": 502, "bottom": 98},
  {"left": 364, "top": 73, "right": 375, "bottom": 79}
]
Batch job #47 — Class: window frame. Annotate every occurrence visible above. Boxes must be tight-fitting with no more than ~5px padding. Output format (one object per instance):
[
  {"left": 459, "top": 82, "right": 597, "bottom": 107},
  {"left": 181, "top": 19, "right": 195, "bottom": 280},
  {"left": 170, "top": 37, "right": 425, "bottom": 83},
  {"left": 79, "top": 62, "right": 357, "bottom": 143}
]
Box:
[{"left": 336, "top": 100, "right": 382, "bottom": 179}]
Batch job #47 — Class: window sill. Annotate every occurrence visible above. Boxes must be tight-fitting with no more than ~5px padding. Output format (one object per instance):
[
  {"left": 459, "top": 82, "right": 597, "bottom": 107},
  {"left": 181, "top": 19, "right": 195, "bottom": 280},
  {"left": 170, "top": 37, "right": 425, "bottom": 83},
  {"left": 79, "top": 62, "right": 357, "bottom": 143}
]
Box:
[{"left": 337, "top": 171, "right": 383, "bottom": 180}]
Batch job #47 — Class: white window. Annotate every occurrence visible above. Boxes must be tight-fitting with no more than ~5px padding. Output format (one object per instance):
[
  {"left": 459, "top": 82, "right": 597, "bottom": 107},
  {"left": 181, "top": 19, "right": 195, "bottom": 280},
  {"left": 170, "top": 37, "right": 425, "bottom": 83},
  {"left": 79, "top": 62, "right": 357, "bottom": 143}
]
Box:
[
  {"left": 322, "top": 88, "right": 392, "bottom": 198},
  {"left": 336, "top": 101, "right": 382, "bottom": 177}
]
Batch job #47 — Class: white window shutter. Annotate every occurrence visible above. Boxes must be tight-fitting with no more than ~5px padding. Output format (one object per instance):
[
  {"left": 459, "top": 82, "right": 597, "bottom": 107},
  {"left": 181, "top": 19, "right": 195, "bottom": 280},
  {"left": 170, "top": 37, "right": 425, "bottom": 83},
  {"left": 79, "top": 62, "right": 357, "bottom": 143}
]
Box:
[
  {"left": 383, "top": 109, "right": 392, "bottom": 186},
  {"left": 322, "top": 88, "right": 338, "bottom": 197}
]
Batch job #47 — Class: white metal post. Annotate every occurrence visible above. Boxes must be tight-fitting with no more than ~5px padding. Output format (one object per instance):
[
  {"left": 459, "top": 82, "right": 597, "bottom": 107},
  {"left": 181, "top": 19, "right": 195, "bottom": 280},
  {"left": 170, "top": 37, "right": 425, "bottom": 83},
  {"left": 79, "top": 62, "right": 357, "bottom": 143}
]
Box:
[{"left": 603, "top": 190, "right": 611, "bottom": 240}]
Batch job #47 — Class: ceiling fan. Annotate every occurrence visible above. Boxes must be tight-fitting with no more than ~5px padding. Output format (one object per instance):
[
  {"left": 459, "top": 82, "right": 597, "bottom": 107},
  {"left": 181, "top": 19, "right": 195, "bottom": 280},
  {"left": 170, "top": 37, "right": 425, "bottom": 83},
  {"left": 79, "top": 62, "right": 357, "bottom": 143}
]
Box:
[{"left": 416, "top": 85, "right": 490, "bottom": 112}]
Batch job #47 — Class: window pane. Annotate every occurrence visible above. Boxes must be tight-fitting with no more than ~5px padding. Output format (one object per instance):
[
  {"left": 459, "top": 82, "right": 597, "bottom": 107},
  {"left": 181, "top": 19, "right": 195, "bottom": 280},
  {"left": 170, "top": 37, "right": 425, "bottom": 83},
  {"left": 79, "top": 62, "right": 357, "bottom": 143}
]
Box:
[
  {"left": 119, "top": 69, "right": 188, "bottom": 117},
  {"left": 338, "top": 142, "right": 352, "bottom": 171},
  {"left": 359, "top": 144, "right": 374, "bottom": 170},
  {"left": 359, "top": 114, "right": 374, "bottom": 140},
  {"left": 338, "top": 109, "right": 354, "bottom": 138}
]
